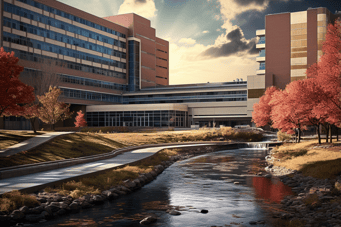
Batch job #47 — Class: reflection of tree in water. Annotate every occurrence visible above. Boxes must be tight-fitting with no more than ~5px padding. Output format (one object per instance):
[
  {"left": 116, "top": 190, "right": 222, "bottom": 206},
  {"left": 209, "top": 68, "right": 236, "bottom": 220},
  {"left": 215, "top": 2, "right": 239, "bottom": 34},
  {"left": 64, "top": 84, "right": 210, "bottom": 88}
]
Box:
[{"left": 252, "top": 177, "right": 293, "bottom": 204}]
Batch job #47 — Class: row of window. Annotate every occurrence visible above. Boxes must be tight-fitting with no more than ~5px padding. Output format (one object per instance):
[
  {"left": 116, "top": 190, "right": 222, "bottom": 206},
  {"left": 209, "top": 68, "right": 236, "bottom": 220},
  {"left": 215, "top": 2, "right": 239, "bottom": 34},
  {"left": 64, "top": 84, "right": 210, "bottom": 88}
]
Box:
[
  {"left": 124, "top": 98, "right": 247, "bottom": 104},
  {"left": 4, "top": 3, "right": 126, "bottom": 48},
  {"left": 17, "top": 0, "right": 126, "bottom": 38},
  {"left": 259, "top": 62, "right": 265, "bottom": 70},
  {"left": 125, "top": 91, "right": 246, "bottom": 99},
  {"left": 156, "top": 57, "right": 167, "bottom": 61},
  {"left": 61, "top": 88, "right": 122, "bottom": 103},
  {"left": 156, "top": 65, "right": 167, "bottom": 69},
  {"left": 5, "top": 47, "right": 126, "bottom": 79},
  {"left": 3, "top": 32, "right": 126, "bottom": 69},
  {"left": 156, "top": 49, "right": 167, "bottom": 53},
  {"left": 60, "top": 74, "right": 128, "bottom": 91},
  {"left": 3, "top": 17, "right": 126, "bottom": 58}
]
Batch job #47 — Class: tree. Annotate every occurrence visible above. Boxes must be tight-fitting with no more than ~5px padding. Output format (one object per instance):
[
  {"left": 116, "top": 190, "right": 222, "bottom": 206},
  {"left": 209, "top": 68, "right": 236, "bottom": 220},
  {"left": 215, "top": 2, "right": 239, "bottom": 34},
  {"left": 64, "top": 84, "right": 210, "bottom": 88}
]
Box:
[
  {"left": 19, "top": 58, "right": 62, "bottom": 133},
  {"left": 74, "top": 110, "right": 87, "bottom": 127},
  {"left": 37, "top": 86, "right": 72, "bottom": 130},
  {"left": 0, "top": 47, "right": 35, "bottom": 117},
  {"left": 252, "top": 86, "right": 278, "bottom": 127},
  {"left": 306, "top": 20, "right": 341, "bottom": 142}
]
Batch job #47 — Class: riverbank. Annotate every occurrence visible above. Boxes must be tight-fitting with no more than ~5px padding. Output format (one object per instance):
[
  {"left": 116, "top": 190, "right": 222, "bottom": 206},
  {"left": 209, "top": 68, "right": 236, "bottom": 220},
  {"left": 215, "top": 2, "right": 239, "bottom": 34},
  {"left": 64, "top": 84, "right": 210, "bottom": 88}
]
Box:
[
  {"left": 0, "top": 145, "right": 228, "bottom": 226},
  {"left": 264, "top": 140, "right": 341, "bottom": 227}
]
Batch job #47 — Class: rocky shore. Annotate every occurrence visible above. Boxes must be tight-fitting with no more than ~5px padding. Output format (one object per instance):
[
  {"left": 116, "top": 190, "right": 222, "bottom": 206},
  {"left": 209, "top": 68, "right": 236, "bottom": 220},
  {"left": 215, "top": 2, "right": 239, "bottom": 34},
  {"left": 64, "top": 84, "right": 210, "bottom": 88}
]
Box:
[
  {"left": 264, "top": 148, "right": 341, "bottom": 227},
  {"left": 0, "top": 146, "right": 219, "bottom": 227}
]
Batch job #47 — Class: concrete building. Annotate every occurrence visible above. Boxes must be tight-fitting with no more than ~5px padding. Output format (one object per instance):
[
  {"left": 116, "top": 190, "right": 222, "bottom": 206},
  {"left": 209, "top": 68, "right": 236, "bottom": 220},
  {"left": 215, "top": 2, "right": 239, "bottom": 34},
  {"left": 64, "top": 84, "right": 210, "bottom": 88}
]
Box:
[{"left": 247, "top": 7, "right": 340, "bottom": 119}]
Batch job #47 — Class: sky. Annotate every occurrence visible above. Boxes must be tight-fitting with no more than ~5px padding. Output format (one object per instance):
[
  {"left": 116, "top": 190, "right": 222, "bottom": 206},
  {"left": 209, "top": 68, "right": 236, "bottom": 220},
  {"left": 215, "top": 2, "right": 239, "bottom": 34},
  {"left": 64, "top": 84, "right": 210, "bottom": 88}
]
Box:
[{"left": 58, "top": 0, "right": 341, "bottom": 85}]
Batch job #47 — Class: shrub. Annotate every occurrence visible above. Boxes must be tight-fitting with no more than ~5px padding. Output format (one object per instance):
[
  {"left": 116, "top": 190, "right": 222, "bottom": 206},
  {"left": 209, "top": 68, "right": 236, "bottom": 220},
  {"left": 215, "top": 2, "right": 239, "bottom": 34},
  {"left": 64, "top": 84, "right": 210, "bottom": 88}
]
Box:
[
  {"left": 0, "top": 190, "right": 40, "bottom": 213},
  {"left": 277, "top": 131, "right": 292, "bottom": 142}
]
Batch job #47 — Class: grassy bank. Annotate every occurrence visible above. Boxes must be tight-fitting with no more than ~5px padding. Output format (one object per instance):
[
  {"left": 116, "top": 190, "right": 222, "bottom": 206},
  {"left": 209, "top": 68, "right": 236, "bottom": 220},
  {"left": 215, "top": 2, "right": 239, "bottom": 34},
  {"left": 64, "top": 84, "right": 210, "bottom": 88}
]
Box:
[
  {"left": 0, "top": 131, "right": 46, "bottom": 150},
  {"left": 0, "top": 133, "right": 125, "bottom": 168},
  {"left": 0, "top": 127, "right": 262, "bottom": 168},
  {"left": 271, "top": 140, "right": 341, "bottom": 179},
  {"left": 0, "top": 148, "right": 181, "bottom": 213}
]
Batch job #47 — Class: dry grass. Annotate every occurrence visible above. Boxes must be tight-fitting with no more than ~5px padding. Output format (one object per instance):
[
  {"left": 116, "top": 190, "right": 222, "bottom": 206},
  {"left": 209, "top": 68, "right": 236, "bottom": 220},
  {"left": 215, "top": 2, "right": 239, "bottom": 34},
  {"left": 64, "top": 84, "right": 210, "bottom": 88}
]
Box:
[
  {"left": 0, "top": 133, "right": 125, "bottom": 168},
  {"left": 0, "top": 130, "right": 46, "bottom": 150},
  {"left": 272, "top": 140, "right": 341, "bottom": 179},
  {"left": 51, "top": 148, "right": 179, "bottom": 198},
  {"left": 101, "top": 127, "right": 263, "bottom": 146},
  {"left": 0, "top": 190, "right": 40, "bottom": 214}
]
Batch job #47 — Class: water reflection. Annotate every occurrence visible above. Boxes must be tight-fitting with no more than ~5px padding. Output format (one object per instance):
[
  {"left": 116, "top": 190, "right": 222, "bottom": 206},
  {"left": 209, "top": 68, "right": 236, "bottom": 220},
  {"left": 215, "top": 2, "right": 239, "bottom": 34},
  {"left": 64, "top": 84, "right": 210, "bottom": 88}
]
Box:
[{"left": 38, "top": 147, "right": 292, "bottom": 227}]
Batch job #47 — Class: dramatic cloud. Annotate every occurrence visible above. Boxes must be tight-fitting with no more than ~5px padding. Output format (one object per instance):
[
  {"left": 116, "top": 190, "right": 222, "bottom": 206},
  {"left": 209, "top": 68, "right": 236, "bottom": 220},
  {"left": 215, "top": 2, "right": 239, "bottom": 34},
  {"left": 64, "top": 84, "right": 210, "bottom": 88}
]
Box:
[
  {"left": 118, "top": 0, "right": 157, "bottom": 18},
  {"left": 178, "top": 38, "right": 196, "bottom": 45},
  {"left": 201, "top": 27, "right": 258, "bottom": 58}
]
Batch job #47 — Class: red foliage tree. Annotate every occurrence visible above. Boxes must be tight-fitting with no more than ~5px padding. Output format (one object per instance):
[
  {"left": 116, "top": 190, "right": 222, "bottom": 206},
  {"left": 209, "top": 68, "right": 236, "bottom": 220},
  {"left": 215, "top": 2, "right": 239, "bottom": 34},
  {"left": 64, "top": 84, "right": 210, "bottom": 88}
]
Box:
[
  {"left": 74, "top": 110, "right": 87, "bottom": 127},
  {"left": 252, "top": 86, "right": 278, "bottom": 127},
  {"left": 306, "top": 20, "right": 341, "bottom": 142},
  {"left": 0, "top": 48, "right": 35, "bottom": 117},
  {"left": 37, "top": 86, "right": 72, "bottom": 131}
]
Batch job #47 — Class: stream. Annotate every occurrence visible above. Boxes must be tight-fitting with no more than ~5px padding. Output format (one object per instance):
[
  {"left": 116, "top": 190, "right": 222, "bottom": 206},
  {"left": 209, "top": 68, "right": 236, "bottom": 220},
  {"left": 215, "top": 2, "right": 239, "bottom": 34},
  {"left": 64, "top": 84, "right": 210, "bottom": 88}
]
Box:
[{"left": 36, "top": 144, "right": 293, "bottom": 227}]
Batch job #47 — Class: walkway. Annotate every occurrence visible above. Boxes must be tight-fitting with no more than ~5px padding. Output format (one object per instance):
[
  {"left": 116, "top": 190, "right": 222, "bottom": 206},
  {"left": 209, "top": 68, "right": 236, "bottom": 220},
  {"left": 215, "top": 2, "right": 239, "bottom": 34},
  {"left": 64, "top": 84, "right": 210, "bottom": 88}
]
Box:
[
  {"left": 0, "top": 132, "right": 74, "bottom": 157},
  {"left": 0, "top": 143, "right": 209, "bottom": 195}
]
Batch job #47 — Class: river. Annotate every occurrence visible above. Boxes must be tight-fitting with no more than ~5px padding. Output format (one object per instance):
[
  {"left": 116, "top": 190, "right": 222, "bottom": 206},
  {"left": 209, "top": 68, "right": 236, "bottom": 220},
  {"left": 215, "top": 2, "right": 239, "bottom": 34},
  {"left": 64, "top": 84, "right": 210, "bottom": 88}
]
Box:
[{"left": 36, "top": 144, "right": 292, "bottom": 227}]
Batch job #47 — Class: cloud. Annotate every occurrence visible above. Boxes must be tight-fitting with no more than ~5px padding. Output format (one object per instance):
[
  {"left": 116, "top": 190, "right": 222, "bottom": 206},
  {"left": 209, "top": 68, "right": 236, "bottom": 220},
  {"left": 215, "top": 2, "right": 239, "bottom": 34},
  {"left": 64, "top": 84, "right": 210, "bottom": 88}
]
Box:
[
  {"left": 178, "top": 38, "right": 196, "bottom": 45},
  {"left": 214, "top": 14, "right": 220, "bottom": 20},
  {"left": 216, "top": 28, "right": 221, "bottom": 31},
  {"left": 201, "top": 27, "right": 258, "bottom": 58},
  {"left": 202, "top": 30, "right": 209, "bottom": 34},
  {"left": 118, "top": 0, "right": 157, "bottom": 18}
]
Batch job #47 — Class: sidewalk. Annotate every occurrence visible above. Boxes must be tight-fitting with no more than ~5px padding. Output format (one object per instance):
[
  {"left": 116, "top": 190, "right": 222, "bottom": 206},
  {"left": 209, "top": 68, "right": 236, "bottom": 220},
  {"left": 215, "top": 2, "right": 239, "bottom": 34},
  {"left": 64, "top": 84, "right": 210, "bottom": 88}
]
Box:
[
  {"left": 0, "top": 132, "right": 74, "bottom": 157},
  {"left": 0, "top": 143, "right": 209, "bottom": 194}
]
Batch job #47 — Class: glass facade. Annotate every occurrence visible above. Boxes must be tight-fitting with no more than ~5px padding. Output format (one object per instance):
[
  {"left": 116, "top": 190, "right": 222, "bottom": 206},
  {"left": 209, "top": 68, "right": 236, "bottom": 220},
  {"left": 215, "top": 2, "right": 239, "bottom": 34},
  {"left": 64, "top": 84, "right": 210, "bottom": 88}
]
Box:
[
  {"left": 60, "top": 88, "right": 122, "bottom": 103},
  {"left": 258, "top": 37, "right": 265, "bottom": 44},
  {"left": 128, "top": 40, "right": 140, "bottom": 92},
  {"left": 123, "top": 91, "right": 247, "bottom": 104},
  {"left": 259, "top": 62, "right": 265, "bottom": 70},
  {"left": 258, "top": 49, "right": 265, "bottom": 57},
  {"left": 87, "top": 110, "right": 188, "bottom": 127}
]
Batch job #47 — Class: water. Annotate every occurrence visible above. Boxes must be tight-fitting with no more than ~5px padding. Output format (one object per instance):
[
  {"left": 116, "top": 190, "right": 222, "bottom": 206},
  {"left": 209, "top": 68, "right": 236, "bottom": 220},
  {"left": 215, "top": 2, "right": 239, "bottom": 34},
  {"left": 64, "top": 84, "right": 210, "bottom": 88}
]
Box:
[{"left": 37, "top": 146, "right": 292, "bottom": 227}]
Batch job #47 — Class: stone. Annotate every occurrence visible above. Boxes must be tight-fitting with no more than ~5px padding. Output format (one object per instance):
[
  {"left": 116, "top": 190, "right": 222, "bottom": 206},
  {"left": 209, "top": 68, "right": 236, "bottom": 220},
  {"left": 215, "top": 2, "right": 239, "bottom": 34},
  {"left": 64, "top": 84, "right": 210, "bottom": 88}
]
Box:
[
  {"left": 200, "top": 209, "right": 208, "bottom": 214},
  {"left": 19, "top": 206, "right": 29, "bottom": 214},
  {"left": 102, "top": 190, "right": 116, "bottom": 200},
  {"left": 150, "top": 171, "right": 157, "bottom": 178},
  {"left": 124, "top": 181, "right": 136, "bottom": 189},
  {"left": 140, "top": 216, "right": 157, "bottom": 225},
  {"left": 25, "top": 214, "right": 42, "bottom": 223},
  {"left": 168, "top": 210, "right": 181, "bottom": 215},
  {"left": 11, "top": 210, "right": 25, "bottom": 220},
  {"left": 92, "top": 195, "right": 105, "bottom": 204},
  {"left": 69, "top": 202, "right": 80, "bottom": 211},
  {"left": 40, "top": 211, "right": 50, "bottom": 219}
]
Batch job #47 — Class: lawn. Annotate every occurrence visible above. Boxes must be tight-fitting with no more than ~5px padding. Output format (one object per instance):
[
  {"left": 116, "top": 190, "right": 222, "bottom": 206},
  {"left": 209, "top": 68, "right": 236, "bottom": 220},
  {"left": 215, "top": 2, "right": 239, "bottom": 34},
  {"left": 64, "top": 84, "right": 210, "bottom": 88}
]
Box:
[
  {"left": 0, "top": 130, "right": 46, "bottom": 150},
  {"left": 271, "top": 140, "right": 341, "bottom": 178},
  {"left": 0, "top": 133, "right": 125, "bottom": 168}
]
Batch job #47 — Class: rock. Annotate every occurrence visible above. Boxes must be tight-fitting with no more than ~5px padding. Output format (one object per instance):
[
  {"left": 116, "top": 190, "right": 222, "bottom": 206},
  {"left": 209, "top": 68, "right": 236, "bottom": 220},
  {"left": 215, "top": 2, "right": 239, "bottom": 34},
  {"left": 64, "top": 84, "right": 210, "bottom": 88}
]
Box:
[
  {"left": 25, "top": 214, "right": 42, "bottom": 223},
  {"left": 92, "top": 195, "right": 105, "bottom": 204},
  {"left": 37, "top": 197, "right": 47, "bottom": 203},
  {"left": 69, "top": 202, "right": 80, "bottom": 211},
  {"left": 249, "top": 221, "right": 257, "bottom": 225},
  {"left": 29, "top": 206, "right": 44, "bottom": 214},
  {"left": 145, "top": 173, "right": 154, "bottom": 181},
  {"left": 200, "top": 209, "right": 208, "bottom": 214},
  {"left": 168, "top": 210, "right": 181, "bottom": 215},
  {"left": 43, "top": 206, "right": 53, "bottom": 215},
  {"left": 124, "top": 181, "right": 136, "bottom": 189},
  {"left": 55, "top": 209, "right": 66, "bottom": 216},
  {"left": 81, "top": 201, "right": 92, "bottom": 209},
  {"left": 140, "top": 216, "right": 157, "bottom": 225},
  {"left": 19, "top": 206, "right": 29, "bottom": 214},
  {"left": 53, "top": 195, "right": 62, "bottom": 202},
  {"left": 150, "top": 171, "right": 157, "bottom": 178},
  {"left": 102, "top": 190, "right": 117, "bottom": 200},
  {"left": 10, "top": 210, "right": 25, "bottom": 220},
  {"left": 40, "top": 211, "right": 50, "bottom": 219}
]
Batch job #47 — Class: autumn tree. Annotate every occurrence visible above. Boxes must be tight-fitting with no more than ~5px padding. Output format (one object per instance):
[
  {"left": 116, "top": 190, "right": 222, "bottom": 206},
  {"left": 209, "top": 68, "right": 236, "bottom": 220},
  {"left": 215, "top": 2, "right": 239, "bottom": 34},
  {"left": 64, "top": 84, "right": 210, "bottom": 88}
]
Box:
[
  {"left": 74, "top": 110, "right": 87, "bottom": 127},
  {"left": 37, "top": 86, "right": 72, "bottom": 131},
  {"left": 19, "top": 58, "right": 62, "bottom": 132},
  {"left": 252, "top": 86, "right": 278, "bottom": 127},
  {"left": 0, "top": 48, "right": 35, "bottom": 117},
  {"left": 306, "top": 20, "right": 341, "bottom": 142}
]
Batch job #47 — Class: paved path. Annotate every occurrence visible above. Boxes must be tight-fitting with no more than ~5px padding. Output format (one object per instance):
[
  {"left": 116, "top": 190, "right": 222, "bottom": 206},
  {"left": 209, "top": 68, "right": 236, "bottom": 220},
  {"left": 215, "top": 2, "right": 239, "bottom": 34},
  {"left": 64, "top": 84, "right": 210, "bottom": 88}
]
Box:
[
  {"left": 0, "top": 132, "right": 74, "bottom": 157},
  {"left": 0, "top": 143, "right": 209, "bottom": 195}
]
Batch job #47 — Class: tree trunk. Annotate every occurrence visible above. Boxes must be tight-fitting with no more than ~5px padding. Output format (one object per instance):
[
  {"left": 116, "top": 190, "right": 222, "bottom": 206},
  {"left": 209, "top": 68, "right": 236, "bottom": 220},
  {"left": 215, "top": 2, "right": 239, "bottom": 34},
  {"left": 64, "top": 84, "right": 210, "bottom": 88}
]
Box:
[
  {"left": 337, "top": 127, "right": 339, "bottom": 141},
  {"left": 317, "top": 124, "right": 321, "bottom": 144},
  {"left": 298, "top": 128, "right": 301, "bottom": 143},
  {"left": 29, "top": 118, "right": 37, "bottom": 134},
  {"left": 330, "top": 125, "right": 333, "bottom": 143},
  {"left": 325, "top": 124, "right": 329, "bottom": 143}
]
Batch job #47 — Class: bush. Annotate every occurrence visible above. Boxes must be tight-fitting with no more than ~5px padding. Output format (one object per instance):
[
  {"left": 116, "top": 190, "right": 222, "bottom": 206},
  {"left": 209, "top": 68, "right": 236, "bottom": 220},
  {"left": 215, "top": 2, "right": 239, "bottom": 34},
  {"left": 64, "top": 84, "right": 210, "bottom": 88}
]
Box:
[
  {"left": 277, "top": 131, "right": 292, "bottom": 142},
  {"left": 0, "top": 190, "right": 40, "bottom": 213}
]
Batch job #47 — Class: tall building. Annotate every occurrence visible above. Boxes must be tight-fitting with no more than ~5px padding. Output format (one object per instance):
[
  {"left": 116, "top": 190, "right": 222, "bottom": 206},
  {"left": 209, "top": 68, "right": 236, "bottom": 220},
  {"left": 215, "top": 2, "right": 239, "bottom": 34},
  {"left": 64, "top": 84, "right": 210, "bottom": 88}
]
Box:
[
  {"left": 247, "top": 7, "right": 340, "bottom": 121},
  {"left": 0, "top": 0, "right": 250, "bottom": 129}
]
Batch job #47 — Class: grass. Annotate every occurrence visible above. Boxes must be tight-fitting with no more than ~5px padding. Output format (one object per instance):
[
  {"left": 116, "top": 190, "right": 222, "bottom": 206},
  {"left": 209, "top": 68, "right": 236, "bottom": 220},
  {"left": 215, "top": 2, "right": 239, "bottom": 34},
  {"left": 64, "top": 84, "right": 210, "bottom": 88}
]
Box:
[
  {"left": 0, "top": 133, "right": 125, "bottom": 168},
  {"left": 0, "top": 130, "right": 46, "bottom": 150},
  {"left": 271, "top": 139, "right": 341, "bottom": 179},
  {"left": 0, "top": 190, "right": 40, "bottom": 214},
  {"left": 48, "top": 148, "right": 179, "bottom": 199}
]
